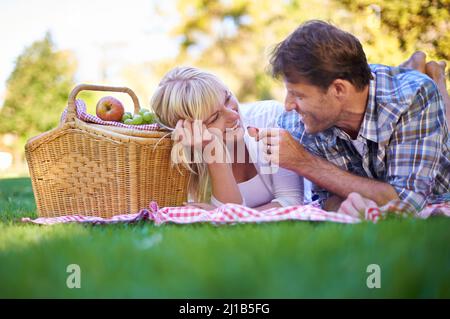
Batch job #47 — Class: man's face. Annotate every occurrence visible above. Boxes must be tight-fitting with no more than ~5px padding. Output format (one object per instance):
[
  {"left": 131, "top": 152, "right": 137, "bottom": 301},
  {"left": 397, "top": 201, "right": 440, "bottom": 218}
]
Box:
[{"left": 284, "top": 80, "right": 342, "bottom": 134}]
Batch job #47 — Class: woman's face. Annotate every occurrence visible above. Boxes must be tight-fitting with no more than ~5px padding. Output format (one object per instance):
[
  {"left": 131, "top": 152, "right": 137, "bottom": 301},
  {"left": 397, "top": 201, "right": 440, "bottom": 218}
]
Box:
[{"left": 203, "top": 89, "right": 244, "bottom": 142}]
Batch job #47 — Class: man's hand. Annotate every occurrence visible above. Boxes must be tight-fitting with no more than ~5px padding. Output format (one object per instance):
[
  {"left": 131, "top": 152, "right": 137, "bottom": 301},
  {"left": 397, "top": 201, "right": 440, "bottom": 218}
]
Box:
[
  {"left": 337, "top": 192, "right": 379, "bottom": 218},
  {"left": 247, "top": 127, "right": 310, "bottom": 171}
]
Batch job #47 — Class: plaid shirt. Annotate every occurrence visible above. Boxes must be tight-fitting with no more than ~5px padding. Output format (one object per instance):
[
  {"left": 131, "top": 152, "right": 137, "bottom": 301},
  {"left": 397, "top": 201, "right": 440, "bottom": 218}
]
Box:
[{"left": 278, "top": 64, "right": 450, "bottom": 214}]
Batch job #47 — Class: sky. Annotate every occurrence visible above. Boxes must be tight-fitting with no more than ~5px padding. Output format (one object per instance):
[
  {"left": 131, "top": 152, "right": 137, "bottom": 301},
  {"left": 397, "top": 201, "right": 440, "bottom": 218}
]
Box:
[{"left": 0, "top": 0, "right": 181, "bottom": 105}]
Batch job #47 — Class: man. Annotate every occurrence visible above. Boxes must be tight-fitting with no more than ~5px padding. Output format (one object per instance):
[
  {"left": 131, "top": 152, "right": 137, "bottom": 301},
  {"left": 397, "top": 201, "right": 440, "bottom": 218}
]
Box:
[{"left": 253, "top": 20, "right": 450, "bottom": 217}]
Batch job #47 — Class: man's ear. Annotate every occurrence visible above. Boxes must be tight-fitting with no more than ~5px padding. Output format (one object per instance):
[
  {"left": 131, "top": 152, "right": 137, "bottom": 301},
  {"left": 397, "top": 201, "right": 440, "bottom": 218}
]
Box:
[{"left": 329, "top": 79, "right": 351, "bottom": 99}]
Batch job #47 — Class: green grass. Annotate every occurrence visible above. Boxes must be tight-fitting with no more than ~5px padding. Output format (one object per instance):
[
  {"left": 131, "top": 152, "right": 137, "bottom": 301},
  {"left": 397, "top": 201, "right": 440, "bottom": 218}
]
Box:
[{"left": 0, "top": 177, "right": 449, "bottom": 298}]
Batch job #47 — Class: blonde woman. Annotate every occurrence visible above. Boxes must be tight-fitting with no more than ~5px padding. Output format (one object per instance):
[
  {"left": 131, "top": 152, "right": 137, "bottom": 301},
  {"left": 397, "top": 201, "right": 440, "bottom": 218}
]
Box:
[{"left": 151, "top": 66, "right": 305, "bottom": 210}]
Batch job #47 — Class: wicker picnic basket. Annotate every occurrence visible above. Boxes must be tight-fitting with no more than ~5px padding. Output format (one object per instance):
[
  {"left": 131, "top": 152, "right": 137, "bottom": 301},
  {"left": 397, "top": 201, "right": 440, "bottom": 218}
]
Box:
[{"left": 25, "top": 84, "right": 190, "bottom": 218}]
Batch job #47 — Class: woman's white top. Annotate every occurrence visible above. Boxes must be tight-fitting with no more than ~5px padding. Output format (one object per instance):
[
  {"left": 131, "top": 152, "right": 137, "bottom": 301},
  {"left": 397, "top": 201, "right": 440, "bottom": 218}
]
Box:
[
  {"left": 210, "top": 100, "right": 304, "bottom": 208},
  {"left": 237, "top": 174, "right": 274, "bottom": 207}
]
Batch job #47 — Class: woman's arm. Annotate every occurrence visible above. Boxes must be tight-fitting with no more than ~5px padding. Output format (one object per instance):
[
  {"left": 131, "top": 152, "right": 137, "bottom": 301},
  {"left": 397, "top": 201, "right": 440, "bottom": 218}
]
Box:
[
  {"left": 251, "top": 168, "right": 304, "bottom": 210},
  {"left": 269, "top": 167, "right": 304, "bottom": 207},
  {"left": 208, "top": 162, "right": 243, "bottom": 205}
]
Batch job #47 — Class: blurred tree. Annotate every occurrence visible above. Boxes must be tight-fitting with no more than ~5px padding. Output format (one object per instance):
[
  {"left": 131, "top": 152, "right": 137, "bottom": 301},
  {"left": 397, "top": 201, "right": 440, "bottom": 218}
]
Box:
[
  {"left": 165, "top": 0, "right": 448, "bottom": 102},
  {"left": 0, "top": 32, "right": 76, "bottom": 145},
  {"left": 339, "top": 0, "right": 450, "bottom": 60},
  {"left": 170, "top": 0, "right": 315, "bottom": 101}
]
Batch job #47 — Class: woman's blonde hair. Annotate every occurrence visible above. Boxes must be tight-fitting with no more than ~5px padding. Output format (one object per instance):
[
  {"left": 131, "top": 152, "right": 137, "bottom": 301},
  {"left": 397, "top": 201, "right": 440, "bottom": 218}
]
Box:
[{"left": 151, "top": 66, "right": 228, "bottom": 202}]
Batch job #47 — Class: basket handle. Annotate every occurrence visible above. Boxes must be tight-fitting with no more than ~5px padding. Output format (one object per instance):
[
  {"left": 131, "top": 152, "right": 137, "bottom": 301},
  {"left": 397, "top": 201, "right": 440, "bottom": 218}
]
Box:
[{"left": 65, "top": 84, "right": 141, "bottom": 123}]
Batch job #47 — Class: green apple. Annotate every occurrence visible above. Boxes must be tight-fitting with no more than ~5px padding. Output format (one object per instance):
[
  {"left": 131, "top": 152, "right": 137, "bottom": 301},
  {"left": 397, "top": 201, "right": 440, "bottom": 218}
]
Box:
[
  {"left": 142, "top": 112, "right": 155, "bottom": 123},
  {"left": 131, "top": 114, "right": 143, "bottom": 125},
  {"left": 121, "top": 112, "right": 133, "bottom": 122},
  {"left": 124, "top": 118, "right": 134, "bottom": 125}
]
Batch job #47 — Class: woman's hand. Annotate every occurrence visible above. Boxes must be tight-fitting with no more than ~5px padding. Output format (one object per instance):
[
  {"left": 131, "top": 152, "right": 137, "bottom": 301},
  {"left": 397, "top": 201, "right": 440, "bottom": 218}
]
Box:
[
  {"left": 173, "top": 119, "right": 215, "bottom": 150},
  {"left": 183, "top": 202, "right": 216, "bottom": 211}
]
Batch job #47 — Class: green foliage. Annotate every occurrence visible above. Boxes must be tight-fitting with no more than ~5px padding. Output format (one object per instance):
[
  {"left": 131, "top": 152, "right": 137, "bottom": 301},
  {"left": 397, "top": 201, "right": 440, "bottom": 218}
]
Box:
[
  {"left": 339, "top": 0, "right": 450, "bottom": 60},
  {"left": 168, "top": 0, "right": 449, "bottom": 102},
  {"left": 0, "top": 32, "right": 76, "bottom": 144}
]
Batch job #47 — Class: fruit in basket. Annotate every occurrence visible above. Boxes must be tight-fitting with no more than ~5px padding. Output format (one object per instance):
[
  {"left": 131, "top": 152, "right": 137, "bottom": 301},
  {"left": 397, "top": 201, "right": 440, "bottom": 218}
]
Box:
[
  {"left": 139, "top": 108, "right": 150, "bottom": 115},
  {"left": 131, "top": 114, "right": 143, "bottom": 125},
  {"left": 142, "top": 112, "right": 155, "bottom": 123},
  {"left": 96, "top": 96, "right": 125, "bottom": 121},
  {"left": 121, "top": 112, "right": 133, "bottom": 123},
  {"left": 124, "top": 118, "right": 134, "bottom": 125}
]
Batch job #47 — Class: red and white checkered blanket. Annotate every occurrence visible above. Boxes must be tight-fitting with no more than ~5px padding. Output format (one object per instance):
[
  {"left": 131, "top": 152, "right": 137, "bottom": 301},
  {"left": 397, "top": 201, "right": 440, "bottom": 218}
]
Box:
[
  {"left": 60, "top": 99, "right": 161, "bottom": 131},
  {"left": 21, "top": 202, "right": 450, "bottom": 226}
]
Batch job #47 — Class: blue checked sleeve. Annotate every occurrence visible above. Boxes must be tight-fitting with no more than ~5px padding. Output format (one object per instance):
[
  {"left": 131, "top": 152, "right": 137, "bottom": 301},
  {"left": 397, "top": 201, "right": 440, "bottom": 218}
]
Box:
[{"left": 385, "top": 79, "right": 447, "bottom": 213}]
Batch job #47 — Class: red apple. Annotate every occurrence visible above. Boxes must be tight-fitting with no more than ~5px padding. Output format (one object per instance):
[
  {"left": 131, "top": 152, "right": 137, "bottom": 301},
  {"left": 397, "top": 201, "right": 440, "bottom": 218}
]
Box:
[{"left": 96, "top": 96, "right": 125, "bottom": 122}]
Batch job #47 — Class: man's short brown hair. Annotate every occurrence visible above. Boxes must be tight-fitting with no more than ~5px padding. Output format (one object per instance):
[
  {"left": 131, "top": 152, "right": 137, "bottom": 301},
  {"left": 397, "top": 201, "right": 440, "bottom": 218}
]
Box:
[{"left": 270, "top": 20, "right": 372, "bottom": 91}]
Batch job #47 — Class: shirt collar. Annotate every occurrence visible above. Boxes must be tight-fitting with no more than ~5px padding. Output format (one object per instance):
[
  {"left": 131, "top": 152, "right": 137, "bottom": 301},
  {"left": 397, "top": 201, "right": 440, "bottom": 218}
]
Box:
[{"left": 359, "top": 72, "right": 378, "bottom": 143}]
